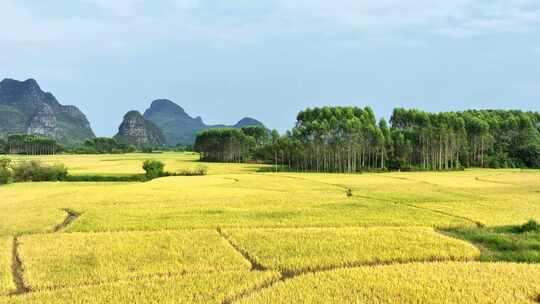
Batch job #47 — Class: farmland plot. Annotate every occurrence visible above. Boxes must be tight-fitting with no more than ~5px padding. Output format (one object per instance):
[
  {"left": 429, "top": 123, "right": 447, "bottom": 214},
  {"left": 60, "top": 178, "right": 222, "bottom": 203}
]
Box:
[
  {"left": 239, "top": 262, "right": 540, "bottom": 304},
  {"left": 222, "top": 227, "right": 479, "bottom": 274},
  {"left": 0, "top": 238, "right": 14, "bottom": 296},
  {"left": 0, "top": 271, "right": 279, "bottom": 304},
  {"left": 0, "top": 153, "right": 539, "bottom": 303},
  {"left": 18, "top": 230, "right": 251, "bottom": 290}
]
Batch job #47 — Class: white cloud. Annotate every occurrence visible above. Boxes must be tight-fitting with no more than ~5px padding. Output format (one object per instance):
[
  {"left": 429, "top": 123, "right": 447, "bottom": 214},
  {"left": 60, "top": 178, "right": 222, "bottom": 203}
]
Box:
[{"left": 0, "top": 0, "right": 539, "bottom": 55}]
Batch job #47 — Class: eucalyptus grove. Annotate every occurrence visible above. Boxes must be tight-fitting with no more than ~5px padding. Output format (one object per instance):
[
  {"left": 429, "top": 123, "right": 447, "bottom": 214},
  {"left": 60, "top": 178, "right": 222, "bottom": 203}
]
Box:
[{"left": 194, "top": 107, "right": 540, "bottom": 171}]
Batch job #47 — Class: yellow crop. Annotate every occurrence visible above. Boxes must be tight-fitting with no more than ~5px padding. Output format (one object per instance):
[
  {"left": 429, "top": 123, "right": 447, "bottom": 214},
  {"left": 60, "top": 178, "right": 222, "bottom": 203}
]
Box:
[
  {"left": 0, "top": 153, "right": 539, "bottom": 302},
  {"left": 19, "top": 230, "right": 251, "bottom": 290},
  {"left": 0, "top": 238, "right": 14, "bottom": 296},
  {"left": 0, "top": 271, "right": 280, "bottom": 304},
  {"left": 239, "top": 262, "right": 540, "bottom": 304},
  {"left": 223, "top": 227, "right": 479, "bottom": 274},
  {"left": 10, "top": 153, "right": 267, "bottom": 175}
]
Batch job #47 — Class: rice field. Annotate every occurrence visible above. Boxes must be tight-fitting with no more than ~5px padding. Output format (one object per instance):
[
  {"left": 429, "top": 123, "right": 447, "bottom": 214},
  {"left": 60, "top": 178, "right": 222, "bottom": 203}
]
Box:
[
  {"left": 0, "top": 153, "right": 539, "bottom": 303},
  {"left": 238, "top": 262, "right": 540, "bottom": 304},
  {"left": 222, "top": 227, "right": 480, "bottom": 274},
  {"left": 19, "top": 230, "right": 251, "bottom": 290},
  {"left": 0, "top": 238, "right": 14, "bottom": 297}
]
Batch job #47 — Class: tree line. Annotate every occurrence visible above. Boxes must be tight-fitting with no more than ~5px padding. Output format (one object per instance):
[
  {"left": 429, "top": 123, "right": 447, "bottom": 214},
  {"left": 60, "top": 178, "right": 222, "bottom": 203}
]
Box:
[
  {"left": 0, "top": 135, "right": 60, "bottom": 155},
  {"left": 194, "top": 126, "right": 268, "bottom": 162},
  {"left": 194, "top": 107, "right": 540, "bottom": 172}
]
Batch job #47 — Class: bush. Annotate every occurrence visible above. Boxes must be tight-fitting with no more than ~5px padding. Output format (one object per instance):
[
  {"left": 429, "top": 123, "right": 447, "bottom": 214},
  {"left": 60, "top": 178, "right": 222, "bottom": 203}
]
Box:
[
  {"left": 177, "top": 165, "right": 208, "bottom": 176},
  {"left": 514, "top": 220, "right": 540, "bottom": 233},
  {"left": 142, "top": 160, "right": 165, "bottom": 179},
  {"left": 12, "top": 160, "right": 68, "bottom": 182},
  {"left": 0, "top": 158, "right": 12, "bottom": 184}
]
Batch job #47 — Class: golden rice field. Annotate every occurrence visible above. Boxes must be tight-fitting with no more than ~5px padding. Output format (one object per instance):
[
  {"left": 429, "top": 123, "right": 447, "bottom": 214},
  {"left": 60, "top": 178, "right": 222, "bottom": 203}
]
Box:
[{"left": 1, "top": 152, "right": 539, "bottom": 303}]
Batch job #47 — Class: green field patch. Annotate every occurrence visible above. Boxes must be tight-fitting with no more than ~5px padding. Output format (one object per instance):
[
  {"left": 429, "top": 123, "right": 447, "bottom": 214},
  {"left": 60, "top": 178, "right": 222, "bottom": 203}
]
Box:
[
  {"left": 446, "top": 221, "right": 540, "bottom": 263},
  {"left": 238, "top": 262, "right": 540, "bottom": 304},
  {"left": 223, "top": 227, "right": 479, "bottom": 274},
  {"left": 18, "top": 230, "right": 251, "bottom": 290},
  {"left": 0, "top": 238, "right": 15, "bottom": 296},
  {"left": 0, "top": 271, "right": 279, "bottom": 304}
]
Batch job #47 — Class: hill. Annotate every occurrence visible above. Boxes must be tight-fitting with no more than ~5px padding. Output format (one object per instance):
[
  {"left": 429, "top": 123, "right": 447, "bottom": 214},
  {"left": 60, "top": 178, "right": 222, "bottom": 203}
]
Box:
[
  {"left": 0, "top": 78, "right": 95, "bottom": 144},
  {"left": 114, "top": 110, "right": 166, "bottom": 147},
  {"left": 143, "top": 99, "right": 266, "bottom": 146}
]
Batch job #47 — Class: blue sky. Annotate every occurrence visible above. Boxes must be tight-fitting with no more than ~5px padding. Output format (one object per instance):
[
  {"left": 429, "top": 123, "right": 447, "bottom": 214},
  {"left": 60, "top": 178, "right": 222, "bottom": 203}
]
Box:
[{"left": 1, "top": 0, "right": 539, "bottom": 136}]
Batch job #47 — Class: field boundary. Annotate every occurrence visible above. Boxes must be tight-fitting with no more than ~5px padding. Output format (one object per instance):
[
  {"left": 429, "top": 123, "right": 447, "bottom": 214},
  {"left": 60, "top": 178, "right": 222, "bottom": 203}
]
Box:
[
  {"left": 352, "top": 194, "right": 485, "bottom": 228},
  {"left": 217, "top": 228, "right": 266, "bottom": 271},
  {"left": 10, "top": 237, "right": 30, "bottom": 295},
  {"left": 224, "top": 259, "right": 485, "bottom": 304},
  {"left": 52, "top": 209, "right": 81, "bottom": 232}
]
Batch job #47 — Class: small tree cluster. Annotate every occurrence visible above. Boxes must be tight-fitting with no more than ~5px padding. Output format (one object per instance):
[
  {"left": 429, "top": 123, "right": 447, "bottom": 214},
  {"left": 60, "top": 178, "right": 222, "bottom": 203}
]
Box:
[
  {"left": 69, "top": 137, "right": 136, "bottom": 154},
  {"left": 194, "top": 127, "right": 267, "bottom": 163},
  {"left": 0, "top": 158, "right": 12, "bottom": 184},
  {"left": 0, "top": 159, "right": 68, "bottom": 184},
  {"left": 142, "top": 159, "right": 165, "bottom": 179},
  {"left": 4, "top": 135, "right": 60, "bottom": 155}
]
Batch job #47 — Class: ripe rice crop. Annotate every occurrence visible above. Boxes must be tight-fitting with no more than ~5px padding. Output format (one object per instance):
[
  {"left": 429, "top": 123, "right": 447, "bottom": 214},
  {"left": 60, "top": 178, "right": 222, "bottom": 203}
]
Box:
[
  {"left": 1, "top": 153, "right": 539, "bottom": 303},
  {"left": 0, "top": 271, "right": 280, "bottom": 304},
  {"left": 239, "top": 262, "right": 540, "bottom": 304},
  {"left": 18, "top": 230, "right": 251, "bottom": 290},
  {"left": 10, "top": 153, "right": 267, "bottom": 176},
  {"left": 416, "top": 200, "right": 540, "bottom": 226},
  {"left": 0, "top": 238, "right": 14, "bottom": 296},
  {"left": 222, "top": 227, "right": 480, "bottom": 274}
]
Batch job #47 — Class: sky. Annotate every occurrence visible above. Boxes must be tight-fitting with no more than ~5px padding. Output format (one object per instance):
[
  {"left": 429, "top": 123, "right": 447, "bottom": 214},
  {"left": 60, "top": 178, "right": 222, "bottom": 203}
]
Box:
[{"left": 1, "top": 0, "right": 539, "bottom": 136}]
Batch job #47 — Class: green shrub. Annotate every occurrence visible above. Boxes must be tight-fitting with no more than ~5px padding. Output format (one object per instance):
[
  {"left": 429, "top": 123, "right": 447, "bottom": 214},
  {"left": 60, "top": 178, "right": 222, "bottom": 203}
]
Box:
[
  {"left": 12, "top": 160, "right": 68, "bottom": 182},
  {"left": 142, "top": 160, "right": 165, "bottom": 179},
  {"left": 177, "top": 165, "right": 208, "bottom": 176},
  {"left": 0, "top": 158, "right": 12, "bottom": 184},
  {"left": 514, "top": 220, "right": 540, "bottom": 233}
]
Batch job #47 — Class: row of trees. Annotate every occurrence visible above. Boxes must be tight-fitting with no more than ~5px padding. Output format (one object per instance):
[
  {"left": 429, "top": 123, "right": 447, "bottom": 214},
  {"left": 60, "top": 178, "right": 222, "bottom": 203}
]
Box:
[
  {"left": 389, "top": 109, "right": 540, "bottom": 170},
  {"left": 260, "top": 107, "right": 386, "bottom": 173},
  {"left": 195, "top": 107, "right": 540, "bottom": 172},
  {"left": 194, "top": 126, "right": 268, "bottom": 162},
  {"left": 0, "top": 135, "right": 60, "bottom": 155},
  {"left": 1, "top": 135, "right": 189, "bottom": 155},
  {"left": 76, "top": 137, "right": 136, "bottom": 154}
]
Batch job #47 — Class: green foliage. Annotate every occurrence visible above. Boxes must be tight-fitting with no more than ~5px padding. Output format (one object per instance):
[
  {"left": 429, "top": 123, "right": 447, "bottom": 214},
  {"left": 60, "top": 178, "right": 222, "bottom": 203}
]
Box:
[
  {"left": 447, "top": 221, "right": 540, "bottom": 263},
  {"left": 142, "top": 159, "right": 165, "bottom": 178},
  {"left": 515, "top": 220, "right": 539, "bottom": 233},
  {"left": 258, "top": 107, "right": 540, "bottom": 172},
  {"left": 0, "top": 158, "right": 12, "bottom": 184},
  {"left": 241, "top": 125, "right": 269, "bottom": 147},
  {"left": 177, "top": 165, "right": 208, "bottom": 176},
  {"left": 72, "top": 137, "right": 134, "bottom": 154},
  {"left": 11, "top": 160, "right": 68, "bottom": 182},
  {"left": 0, "top": 138, "right": 6, "bottom": 154},
  {"left": 5, "top": 134, "right": 60, "bottom": 155},
  {"left": 194, "top": 128, "right": 254, "bottom": 163}
]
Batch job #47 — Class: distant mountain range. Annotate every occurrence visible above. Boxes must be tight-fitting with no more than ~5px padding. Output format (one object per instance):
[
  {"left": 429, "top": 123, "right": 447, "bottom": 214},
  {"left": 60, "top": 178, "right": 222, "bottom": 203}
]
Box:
[
  {"left": 0, "top": 78, "right": 95, "bottom": 144},
  {"left": 142, "top": 99, "right": 266, "bottom": 146},
  {"left": 0, "top": 78, "right": 267, "bottom": 147}
]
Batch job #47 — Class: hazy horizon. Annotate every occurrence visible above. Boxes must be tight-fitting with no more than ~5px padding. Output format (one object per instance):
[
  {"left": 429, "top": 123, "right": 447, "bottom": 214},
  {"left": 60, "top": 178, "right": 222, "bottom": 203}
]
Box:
[{"left": 2, "top": 1, "right": 539, "bottom": 136}]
